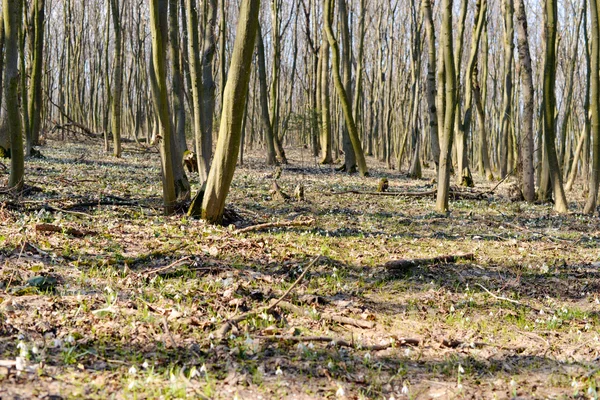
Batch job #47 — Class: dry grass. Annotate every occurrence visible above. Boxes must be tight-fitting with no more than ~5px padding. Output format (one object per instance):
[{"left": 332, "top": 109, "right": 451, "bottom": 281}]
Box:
[{"left": 0, "top": 139, "right": 599, "bottom": 399}]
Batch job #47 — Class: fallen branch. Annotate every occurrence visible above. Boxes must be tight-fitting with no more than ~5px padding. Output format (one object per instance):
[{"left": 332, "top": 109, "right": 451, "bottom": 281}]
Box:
[
  {"left": 139, "top": 256, "right": 193, "bottom": 277},
  {"left": 35, "top": 223, "right": 96, "bottom": 238},
  {"left": 275, "top": 300, "right": 375, "bottom": 329},
  {"left": 326, "top": 189, "right": 486, "bottom": 200},
  {"left": 214, "top": 255, "right": 320, "bottom": 342},
  {"left": 235, "top": 218, "right": 315, "bottom": 234},
  {"left": 256, "top": 335, "right": 418, "bottom": 351},
  {"left": 385, "top": 253, "right": 475, "bottom": 272}
]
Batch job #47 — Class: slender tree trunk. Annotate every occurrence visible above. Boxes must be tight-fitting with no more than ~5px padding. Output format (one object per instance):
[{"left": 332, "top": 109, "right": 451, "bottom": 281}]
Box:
[
  {"left": 27, "top": 0, "right": 44, "bottom": 149},
  {"left": 201, "top": 0, "right": 218, "bottom": 178},
  {"left": 185, "top": 0, "right": 205, "bottom": 183},
  {"left": 324, "top": 0, "right": 368, "bottom": 176},
  {"left": 585, "top": 0, "right": 600, "bottom": 213},
  {"left": 320, "top": 19, "right": 332, "bottom": 164},
  {"left": 202, "top": 0, "right": 260, "bottom": 224},
  {"left": 543, "top": 0, "right": 568, "bottom": 213},
  {"left": 514, "top": 0, "right": 535, "bottom": 202},
  {"left": 5, "top": 0, "right": 23, "bottom": 190},
  {"left": 256, "top": 24, "right": 277, "bottom": 165},
  {"left": 436, "top": 0, "right": 457, "bottom": 212},
  {"left": 110, "top": 0, "right": 122, "bottom": 158},
  {"left": 149, "top": 0, "right": 176, "bottom": 214},
  {"left": 422, "top": 0, "right": 439, "bottom": 170}
]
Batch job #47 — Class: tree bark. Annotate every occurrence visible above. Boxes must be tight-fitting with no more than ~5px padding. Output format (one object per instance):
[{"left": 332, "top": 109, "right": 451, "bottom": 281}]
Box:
[{"left": 201, "top": 0, "right": 260, "bottom": 224}]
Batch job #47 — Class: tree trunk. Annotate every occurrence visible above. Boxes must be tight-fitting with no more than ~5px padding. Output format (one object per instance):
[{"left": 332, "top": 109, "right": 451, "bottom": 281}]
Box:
[
  {"left": 324, "top": 0, "right": 368, "bottom": 177},
  {"left": 27, "top": 0, "right": 44, "bottom": 149},
  {"left": 436, "top": 0, "right": 457, "bottom": 213},
  {"left": 514, "top": 0, "right": 535, "bottom": 202},
  {"left": 149, "top": 0, "right": 176, "bottom": 214},
  {"left": 110, "top": 0, "right": 122, "bottom": 158},
  {"left": 543, "top": 0, "right": 569, "bottom": 213},
  {"left": 256, "top": 24, "right": 277, "bottom": 165},
  {"left": 201, "top": 0, "right": 260, "bottom": 224},
  {"left": 585, "top": 0, "right": 600, "bottom": 213}
]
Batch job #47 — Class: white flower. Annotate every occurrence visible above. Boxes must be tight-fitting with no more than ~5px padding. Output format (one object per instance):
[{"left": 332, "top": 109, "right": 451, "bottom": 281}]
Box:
[
  {"left": 457, "top": 383, "right": 463, "bottom": 390},
  {"left": 15, "top": 356, "right": 25, "bottom": 371},
  {"left": 208, "top": 332, "right": 215, "bottom": 340},
  {"left": 65, "top": 334, "right": 75, "bottom": 344},
  {"left": 142, "top": 360, "right": 149, "bottom": 369},
  {"left": 402, "top": 384, "right": 409, "bottom": 394},
  {"left": 572, "top": 377, "right": 579, "bottom": 388},
  {"left": 128, "top": 366, "right": 137, "bottom": 375},
  {"left": 364, "top": 352, "right": 371, "bottom": 361},
  {"left": 307, "top": 343, "right": 314, "bottom": 350},
  {"left": 189, "top": 367, "right": 200, "bottom": 379},
  {"left": 404, "top": 348, "right": 411, "bottom": 357},
  {"left": 297, "top": 343, "right": 307, "bottom": 352},
  {"left": 450, "top": 305, "right": 455, "bottom": 312},
  {"left": 327, "top": 361, "right": 334, "bottom": 369},
  {"left": 128, "top": 380, "right": 136, "bottom": 390},
  {"left": 275, "top": 366, "right": 283, "bottom": 376},
  {"left": 200, "top": 364, "right": 207, "bottom": 374},
  {"left": 336, "top": 384, "right": 345, "bottom": 397},
  {"left": 510, "top": 378, "right": 517, "bottom": 387},
  {"left": 51, "top": 338, "right": 63, "bottom": 349},
  {"left": 458, "top": 364, "right": 464, "bottom": 374}
]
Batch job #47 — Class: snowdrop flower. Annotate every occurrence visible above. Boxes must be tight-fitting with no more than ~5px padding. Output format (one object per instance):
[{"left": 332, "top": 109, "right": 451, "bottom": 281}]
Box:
[
  {"left": 296, "top": 343, "right": 307, "bottom": 352},
  {"left": 275, "top": 366, "right": 283, "bottom": 376},
  {"left": 336, "top": 385, "right": 345, "bottom": 397},
  {"left": 189, "top": 367, "right": 200, "bottom": 379},
  {"left": 128, "top": 381, "right": 136, "bottom": 390},
  {"left": 31, "top": 345, "right": 39, "bottom": 355},
  {"left": 572, "top": 377, "right": 579, "bottom": 388},
  {"left": 327, "top": 361, "right": 334, "bottom": 369},
  {"left": 402, "top": 384, "right": 409, "bottom": 394},
  {"left": 128, "top": 366, "right": 137, "bottom": 375},
  {"left": 142, "top": 360, "right": 149, "bottom": 369},
  {"left": 199, "top": 364, "right": 207, "bottom": 374},
  {"left": 364, "top": 352, "right": 371, "bottom": 361},
  {"left": 450, "top": 305, "right": 455, "bottom": 312},
  {"left": 458, "top": 364, "right": 464, "bottom": 374},
  {"left": 17, "top": 341, "right": 28, "bottom": 357},
  {"left": 510, "top": 378, "right": 517, "bottom": 387},
  {"left": 307, "top": 343, "right": 314, "bottom": 350},
  {"left": 457, "top": 383, "right": 463, "bottom": 390},
  {"left": 208, "top": 332, "right": 215, "bottom": 340},
  {"left": 52, "top": 338, "right": 63, "bottom": 349},
  {"left": 404, "top": 348, "right": 411, "bottom": 357},
  {"left": 65, "top": 334, "right": 75, "bottom": 345},
  {"left": 389, "top": 396, "right": 396, "bottom": 400},
  {"left": 210, "top": 317, "right": 217, "bottom": 323}
]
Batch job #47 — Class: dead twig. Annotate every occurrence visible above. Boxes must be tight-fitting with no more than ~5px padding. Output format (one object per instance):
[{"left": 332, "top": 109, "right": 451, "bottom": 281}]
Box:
[
  {"left": 139, "top": 256, "right": 193, "bottom": 277},
  {"left": 214, "top": 255, "right": 320, "bottom": 342},
  {"left": 235, "top": 218, "right": 315, "bottom": 234},
  {"left": 385, "top": 253, "right": 475, "bottom": 272},
  {"left": 474, "top": 283, "right": 521, "bottom": 305},
  {"left": 35, "top": 223, "right": 96, "bottom": 238},
  {"left": 275, "top": 300, "right": 375, "bottom": 329}
]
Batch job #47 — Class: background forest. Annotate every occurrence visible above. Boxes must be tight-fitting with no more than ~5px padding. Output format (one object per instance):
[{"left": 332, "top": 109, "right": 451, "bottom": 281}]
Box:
[{"left": 1, "top": 0, "right": 600, "bottom": 399}]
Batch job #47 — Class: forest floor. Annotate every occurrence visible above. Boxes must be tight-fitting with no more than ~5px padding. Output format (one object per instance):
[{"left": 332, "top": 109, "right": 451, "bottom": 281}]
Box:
[{"left": 1, "top": 139, "right": 600, "bottom": 399}]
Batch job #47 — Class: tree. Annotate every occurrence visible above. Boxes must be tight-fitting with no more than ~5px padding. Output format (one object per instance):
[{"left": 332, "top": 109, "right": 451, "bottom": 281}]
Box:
[
  {"left": 436, "top": 0, "right": 457, "bottom": 213},
  {"left": 110, "top": 0, "right": 123, "bottom": 158},
  {"left": 323, "top": 0, "right": 368, "bottom": 177},
  {"left": 185, "top": 0, "right": 205, "bottom": 182},
  {"left": 543, "top": 0, "right": 569, "bottom": 213},
  {"left": 201, "top": 0, "right": 260, "bottom": 224},
  {"left": 149, "top": 0, "right": 176, "bottom": 214},
  {"left": 585, "top": 0, "right": 600, "bottom": 214},
  {"left": 4, "top": 0, "right": 23, "bottom": 190},
  {"left": 26, "top": 0, "right": 44, "bottom": 153},
  {"left": 515, "top": 0, "right": 536, "bottom": 202}
]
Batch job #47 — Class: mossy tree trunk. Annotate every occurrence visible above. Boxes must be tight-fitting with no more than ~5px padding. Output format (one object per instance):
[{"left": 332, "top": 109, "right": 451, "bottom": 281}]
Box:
[
  {"left": 27, "top": 0, "right": 44, "bottom": 150},
  {"left": 435, "top": 0, "right": 457, "bottom": 213},
  {"left": 201, "top": 0, "right": 260, "bottom": 224},
  {"left": 149, "top": 0, "right": 176, "bottom": 215}
]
